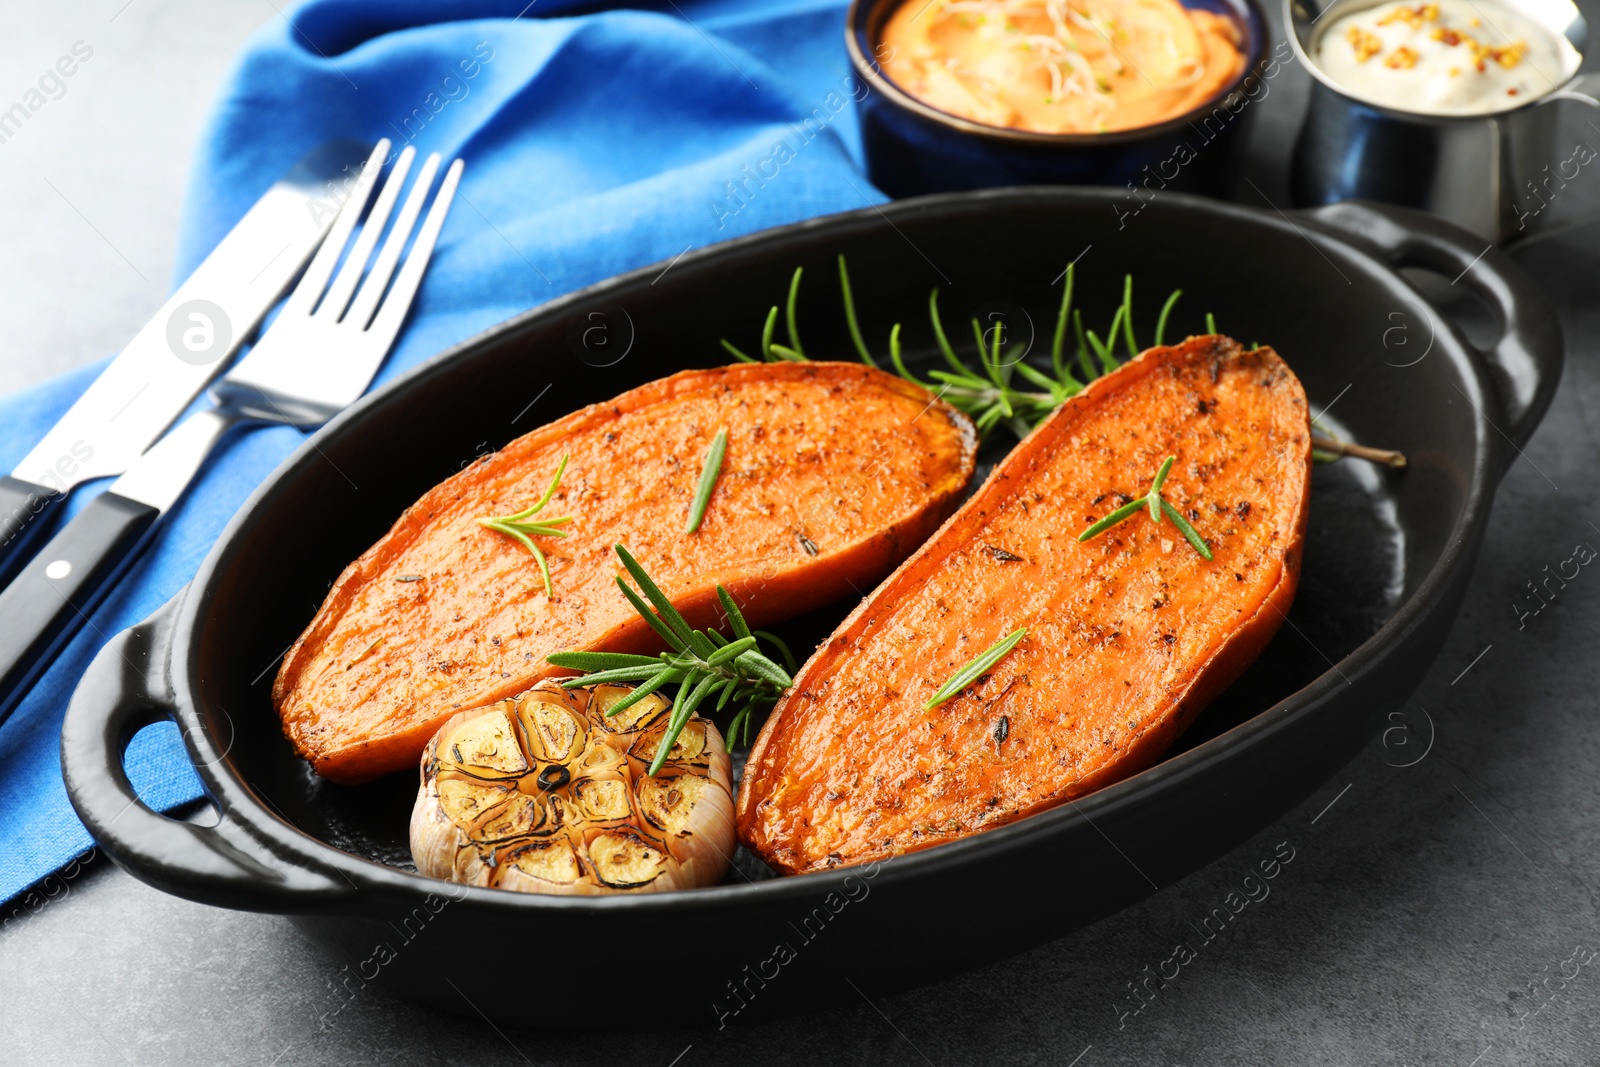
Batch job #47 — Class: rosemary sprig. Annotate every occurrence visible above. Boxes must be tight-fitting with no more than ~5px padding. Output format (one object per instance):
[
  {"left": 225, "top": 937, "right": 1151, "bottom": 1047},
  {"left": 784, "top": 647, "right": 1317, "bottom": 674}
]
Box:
[
  {"left": 686, "top": 428, "right": 728, "bottom": 534},
  {"left": 924, "top": 627, "right": 1028, "bottom": 711},
  {"left": 477, "top": 453, "right": 574, "bottom": 596},
  {"left": 1077, "top": 455, "right": 1213, "bottom": 560},
  {"left": 718, "top": 257, "right": 1406, "bottom": 468},
  {"left": 720, "top": 257, "right": 1184, "bottom": 442},
  {"left": 546, "top": 544, "right": 793, "bottom": 770}
]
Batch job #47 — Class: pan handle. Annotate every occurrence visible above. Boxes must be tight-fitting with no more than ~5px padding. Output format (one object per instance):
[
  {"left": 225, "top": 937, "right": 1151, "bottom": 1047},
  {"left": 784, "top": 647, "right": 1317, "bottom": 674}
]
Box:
[
  {"left": 1302, "top": 200, "right": 1564, "bottom": 465},
  {"left": 60, "top": 593, "right": 354, "bottom": 911}
]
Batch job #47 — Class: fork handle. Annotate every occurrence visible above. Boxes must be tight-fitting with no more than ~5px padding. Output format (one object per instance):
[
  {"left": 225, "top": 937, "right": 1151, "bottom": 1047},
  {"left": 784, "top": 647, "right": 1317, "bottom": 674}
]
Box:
[
  {"left": 0, "top": 476, "right": 66, "bottom": 588},
  {"left": 0, "top": 491, "right": 160, "bottom": 726}
]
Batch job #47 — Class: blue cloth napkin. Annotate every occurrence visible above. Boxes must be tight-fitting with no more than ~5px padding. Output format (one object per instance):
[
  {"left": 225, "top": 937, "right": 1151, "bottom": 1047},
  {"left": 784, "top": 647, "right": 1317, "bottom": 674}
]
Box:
[{"left": 0, "top": 0, "right": 882, "bottom": 905}]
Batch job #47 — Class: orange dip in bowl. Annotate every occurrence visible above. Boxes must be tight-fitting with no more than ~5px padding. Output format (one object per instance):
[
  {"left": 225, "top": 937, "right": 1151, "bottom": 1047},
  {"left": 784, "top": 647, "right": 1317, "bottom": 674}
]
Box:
[{"left": 879, "top": 0, "right": 1247, "bottom": 134}]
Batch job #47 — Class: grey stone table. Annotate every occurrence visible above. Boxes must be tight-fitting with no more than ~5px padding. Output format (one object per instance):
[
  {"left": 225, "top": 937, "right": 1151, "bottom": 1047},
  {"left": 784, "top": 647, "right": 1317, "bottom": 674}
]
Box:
[{"left": 5, "top": 2, "right": 1600, "bottom": 1065}]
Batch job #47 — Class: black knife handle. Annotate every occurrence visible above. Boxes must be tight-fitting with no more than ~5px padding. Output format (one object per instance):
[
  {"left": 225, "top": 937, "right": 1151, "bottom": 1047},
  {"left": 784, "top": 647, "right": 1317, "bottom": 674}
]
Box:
[
  {"left": 0, "top": 475, "right": 66, "bottom": 588},
  {"left": 0, "top": 491, "right": 160, "bottom": 725}
]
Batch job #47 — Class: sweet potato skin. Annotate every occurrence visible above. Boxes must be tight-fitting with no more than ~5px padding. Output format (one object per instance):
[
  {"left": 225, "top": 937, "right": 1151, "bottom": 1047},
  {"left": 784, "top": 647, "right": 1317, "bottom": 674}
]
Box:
[
  {"left": 274, "top": 362, "right": 976, "bottom": 784},
  {"left": 737, "top": 337, "right": 1311, "bottom": 874}
]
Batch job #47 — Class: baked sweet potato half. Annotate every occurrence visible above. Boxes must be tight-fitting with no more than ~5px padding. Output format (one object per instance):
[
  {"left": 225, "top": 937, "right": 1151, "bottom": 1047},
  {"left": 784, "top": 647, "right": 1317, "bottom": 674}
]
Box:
[
  {"left": 736, "top": 336, "right": 1311, "bottom": 874},
  {"left": 275, "top": 362, "right": 976, "bottom": 784}
]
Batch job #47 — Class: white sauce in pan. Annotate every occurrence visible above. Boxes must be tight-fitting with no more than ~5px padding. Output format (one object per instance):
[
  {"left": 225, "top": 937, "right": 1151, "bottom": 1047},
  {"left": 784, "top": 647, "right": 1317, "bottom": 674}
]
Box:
[{"left": 1315, "top": 0, "right": 1568, "bottom": 115}]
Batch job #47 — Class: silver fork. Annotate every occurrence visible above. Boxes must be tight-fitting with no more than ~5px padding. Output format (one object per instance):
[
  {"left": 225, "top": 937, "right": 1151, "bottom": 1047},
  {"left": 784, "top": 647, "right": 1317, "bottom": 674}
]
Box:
[{"left": 0, "top": 138, "right": 463, "bottom": 723}]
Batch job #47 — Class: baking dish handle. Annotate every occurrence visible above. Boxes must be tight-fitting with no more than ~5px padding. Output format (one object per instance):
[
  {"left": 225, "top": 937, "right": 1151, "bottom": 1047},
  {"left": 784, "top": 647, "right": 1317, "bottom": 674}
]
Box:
[
  {"left": 1301, "top": 199, "right": 1564, "bottom": 463},
  {"left": 61, "top": 593, "right": 354, "bottom": 911}
]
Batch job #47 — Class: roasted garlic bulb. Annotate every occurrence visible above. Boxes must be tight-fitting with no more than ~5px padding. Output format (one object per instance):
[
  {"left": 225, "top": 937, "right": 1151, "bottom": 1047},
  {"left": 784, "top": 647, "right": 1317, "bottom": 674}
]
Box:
[{"left": 410, "top": 681, "right": 734, "bottom": 895}]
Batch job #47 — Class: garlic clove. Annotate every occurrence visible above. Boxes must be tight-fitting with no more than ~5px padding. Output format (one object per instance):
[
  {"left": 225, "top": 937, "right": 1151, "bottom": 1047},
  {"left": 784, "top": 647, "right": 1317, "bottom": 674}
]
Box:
[
  {"left": 586, "top": 829, "right": 668, "bottom": 889},
  {"left": 435, "top": 706, "right": 529, "bottom": 778},
  {"left": 591, "top": 684, "right": 671, "bottom": 732},
  {"left": 516, "top": 692, "right": 585, "bottom": 763}
]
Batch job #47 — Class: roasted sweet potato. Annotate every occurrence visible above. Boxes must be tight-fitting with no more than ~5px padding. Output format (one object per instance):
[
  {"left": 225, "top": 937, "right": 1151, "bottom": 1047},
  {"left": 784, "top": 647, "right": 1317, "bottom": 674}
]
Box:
[
  {"left": 275, "top": 362, "right": 976, "bottom": 784},
  {"left": 737, "top": 336, "right": 1311, "bottom": 874}
]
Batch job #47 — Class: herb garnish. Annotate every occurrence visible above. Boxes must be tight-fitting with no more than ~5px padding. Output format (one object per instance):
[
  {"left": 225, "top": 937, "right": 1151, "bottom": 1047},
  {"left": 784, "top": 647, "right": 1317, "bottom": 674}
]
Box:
[
  {"left": 1077, "top": 455, "right": 1213, "bottom": 560},
  {"left": 477, "top": 453, "right": 574, "bottom": 597},
  {"left": 686, "top": 428, "right": 728, "bottom": 534},
  {"left": 718, "top": 256, "right": 1403, "bottom": 467},
  {"left": 721, "top": 256, "right": 1185, "bottom": 440},
  {"left": 925, "top": 627, "right": 1028, "bottom": 711},
  {"left": 547, "top": 544, "right": 795, "bottom": 770}
]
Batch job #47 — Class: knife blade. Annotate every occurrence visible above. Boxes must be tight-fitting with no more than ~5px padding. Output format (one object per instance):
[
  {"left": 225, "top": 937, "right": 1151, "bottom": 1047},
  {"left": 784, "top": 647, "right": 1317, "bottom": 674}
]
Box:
[{"left": 0, "top": 140, "right": 372, "bottom": 585}]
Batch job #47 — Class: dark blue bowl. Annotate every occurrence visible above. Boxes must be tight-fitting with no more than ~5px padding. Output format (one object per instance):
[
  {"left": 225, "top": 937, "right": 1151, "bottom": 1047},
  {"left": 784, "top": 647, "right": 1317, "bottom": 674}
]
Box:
[{"left": 847, "top": 0, "right": 1274, "bottom": 198}]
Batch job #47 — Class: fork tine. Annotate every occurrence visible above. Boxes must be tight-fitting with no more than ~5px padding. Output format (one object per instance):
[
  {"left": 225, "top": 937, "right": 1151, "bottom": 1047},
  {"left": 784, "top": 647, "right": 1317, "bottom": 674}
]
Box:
[
  {"left": 343, "top": 152, "right": 443, "bottom": 331},
  {"left": 280, "top": 139, "right": 389, "bottom": 319},
  {"left": 364, "top": 157, "right": 463, "bottom": 347},
  {"left": 313, "top": 145, "right": 416, "bottom": 322}
]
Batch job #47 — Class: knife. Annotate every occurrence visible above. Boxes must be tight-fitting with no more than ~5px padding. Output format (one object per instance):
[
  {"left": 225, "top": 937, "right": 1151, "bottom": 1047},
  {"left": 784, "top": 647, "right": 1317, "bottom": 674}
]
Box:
[
  {"left": 0, "top": 140, "right": 371, "bottom": 586},
  {"left": 0, "top": 141, "right": 461, "bottom": 726}
]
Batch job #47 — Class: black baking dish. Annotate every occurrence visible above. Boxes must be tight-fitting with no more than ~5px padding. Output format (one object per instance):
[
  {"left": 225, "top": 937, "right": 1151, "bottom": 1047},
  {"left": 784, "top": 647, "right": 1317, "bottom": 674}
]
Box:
[{"left": 62, "top": 190, "right": 1560, "bottom": 1025}]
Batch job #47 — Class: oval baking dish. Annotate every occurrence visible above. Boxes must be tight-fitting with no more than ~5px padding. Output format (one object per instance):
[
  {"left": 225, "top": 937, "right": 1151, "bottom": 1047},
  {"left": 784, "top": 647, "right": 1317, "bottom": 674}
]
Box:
[{"left": 63, "top": 190, "right": 1560, "bottom": 1025}]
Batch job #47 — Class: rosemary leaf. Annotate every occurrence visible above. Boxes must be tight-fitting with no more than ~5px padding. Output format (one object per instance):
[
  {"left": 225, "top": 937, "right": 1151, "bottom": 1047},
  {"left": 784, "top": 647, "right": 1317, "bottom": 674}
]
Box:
[
  {"left": 739, "top": 693, "right": 762, "bottom": 746},
  {"left": 718, "top": 586, "right": 753, "bottom": 640},
  {"left": 754, "top": 629, "right": 796, "bottom": 671},
  {"left": 1052, "top": 262, "right": 1075, "bottom": 381},
  {"left": 588, "top": 667, "right": 681, "bottom": 713},
  {"left": 838, "top": 255, "right": 879, "bottom": 368},
  {"left": 686, "top": 428, "right": 728, "bottom": 534},
  {"left": 530, "top": 545, "right": 553, "bottom": 599},
  {"left": 727, "top": 702, "right": 753, "bottom": 748},
  {"left": 1013, "top": 359, "right": 1067, "bottom": 397},
  {"left": 1077, "top": 497, "right": 1146, "bottom": 542},
  {"left": 617, "top": 544, "right": 696, "bottom": 644},
  {"left": 546, "top": 663, "right": 662, "bottom": 685},
  {"left": 616, "top": 576, "right": 684, "bottom": 652},
  {"left": 527, "top": 453, "right": 569, "bottom": 515},
  {"left": 993, "top": 319, "right": 1014, "bottom": 389},
  {"left": 1154, "top": 289, "right": 1182, "bottom": 347},
  {"left": 929, "top": 289, "right": 966, "bottom": 374},
  {"left": 1160, "top": 499, "right": 1215, "bottom": 560},
  {"left": 1148, "top": 454, "right": 1175, "bottom": 522},
  {"left": 1100, "top": 308, "right": 1125, "bottom": 372},
  {"left": 927, "top": 369, "right": 990, "bottom": 389},
  {"left": 971, "top": 317, "right": 995, "bottom": 386},
  {"left": 706, "top": 635, "right": 758, "bottom": 667},
  {"left": 888, "top": 322, "right": 928, "bottom": 388},
  {"left": 685, "top": 628, "right": 720, "bottom": 661},
  {"left": 760, "top": 305, "right": 778, "bottom": 361},
  {"left": 545, "top": 651, "right": 660, "bottom": 671},
  {"left": 785, "top": 267, "right": 805, "bottom": 358},
  {"left": 733, "top": 649, "right": 793, "bottom": 689},
  {"left": 653, "top": 673, "right": 723, "bottom": 774},
  {"left": 1205, "top": 312, "right": 1217, "bottom": 334},
  {"left": 721, "top": 337, "right": 757, "bottom": 363},
  {"left": 924, "top": 627, "right": 1028, "bottom": 711},
  {"left": 1085, "top": 327, "right": 1115, "bottom": 373},
  {"left": 976, "top": 405, "right": 1007, "bottom": 434},
  {"left": 1074, "top": 309, "right": 1096, "bottom": 382},
  {"left": 1121, "top": 275, "right": 1138, "bottom": 358}
]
